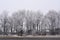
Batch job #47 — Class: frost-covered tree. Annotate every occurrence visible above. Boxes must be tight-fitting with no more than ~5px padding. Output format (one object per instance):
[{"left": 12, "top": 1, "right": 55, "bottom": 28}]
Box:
[
  {"left": 12, "top": 10, "right": 26, "bottom": 33},
  {"left": 41, "top": 10, "right": 58, "bottom": 35},
  {"left": 0, "top": 11, "right": 9, "bottom": 35},
  {"left": 25, "top": 10, "right": 43, "bottom": 35}
]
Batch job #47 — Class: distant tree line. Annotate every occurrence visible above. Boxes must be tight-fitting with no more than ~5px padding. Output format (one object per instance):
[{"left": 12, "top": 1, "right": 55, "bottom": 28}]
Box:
[{"left": 0, "top": 10, "right": 60, "bottom": 36}]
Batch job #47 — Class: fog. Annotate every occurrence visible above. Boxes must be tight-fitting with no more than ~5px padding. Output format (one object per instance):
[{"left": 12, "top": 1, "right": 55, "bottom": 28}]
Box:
[{"left": 0, "top": 0, "right": 60, "bottom": 15}]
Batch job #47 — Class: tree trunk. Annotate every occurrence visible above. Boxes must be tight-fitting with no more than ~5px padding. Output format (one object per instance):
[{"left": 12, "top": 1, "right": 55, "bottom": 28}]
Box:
[
  {"left": 3, "top": 19, "right": 6, "bottom": 35},
  {"left": 37, "top": 24, "right": 38, "bottom": 31},
  {"left": 4, "top": 25, "right": 5, "bottom": 34},
  {"left": 11, "top": 27, "right": 12, "bottom": 33}
]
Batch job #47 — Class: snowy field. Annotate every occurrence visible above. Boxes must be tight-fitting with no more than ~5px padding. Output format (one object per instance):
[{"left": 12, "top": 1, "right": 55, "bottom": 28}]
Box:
[{"left": 0, "top": 35, "right": 60, "bottom": 40}]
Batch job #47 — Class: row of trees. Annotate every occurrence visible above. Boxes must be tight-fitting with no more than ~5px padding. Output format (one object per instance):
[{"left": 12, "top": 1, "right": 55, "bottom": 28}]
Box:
[{"left": 0, "top": 10, "right": 60, "bottom": 35}]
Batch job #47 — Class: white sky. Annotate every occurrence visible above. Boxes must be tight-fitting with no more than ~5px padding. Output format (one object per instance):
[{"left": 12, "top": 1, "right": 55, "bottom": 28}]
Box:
[{"left": 0, "top": 0, "right": 60, "bottom": 15}]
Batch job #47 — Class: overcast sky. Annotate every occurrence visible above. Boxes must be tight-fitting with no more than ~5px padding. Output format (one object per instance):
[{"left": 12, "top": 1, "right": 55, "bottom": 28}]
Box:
[{"left": 0, "top": 0, "right": 60, "bottom": 15}]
